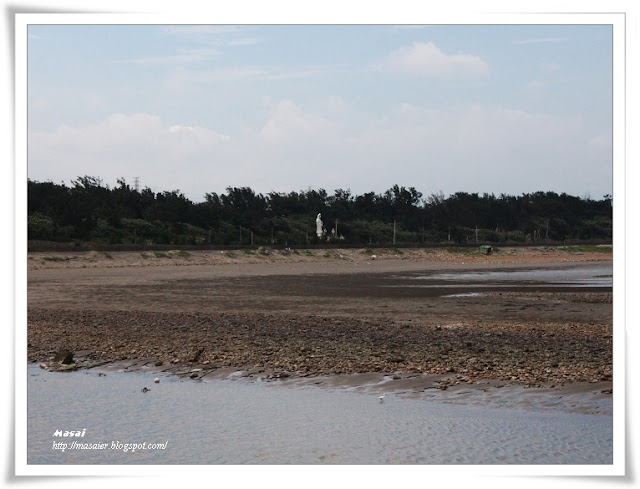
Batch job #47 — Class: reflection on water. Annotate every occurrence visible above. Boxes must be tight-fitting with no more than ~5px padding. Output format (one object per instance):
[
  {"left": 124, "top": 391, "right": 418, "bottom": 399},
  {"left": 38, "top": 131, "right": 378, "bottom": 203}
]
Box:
[
  {"left": 28, "top": 365, "right": 612, "bottom": 465},
  {"left": 389, "top": 263, "right": 613, "bottom": 289}
]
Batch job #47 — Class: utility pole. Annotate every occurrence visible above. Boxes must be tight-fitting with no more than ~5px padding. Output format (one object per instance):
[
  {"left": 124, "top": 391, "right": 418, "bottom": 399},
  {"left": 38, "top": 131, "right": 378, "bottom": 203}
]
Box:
[
  {"left": 475, "top": 225, "right": 478, "bottom": 244},
  {"left": 393, "top": 219, "right": 396, "bottom": 245},
  {"left": 546, "top": 220, "right": 549, "bottom": 241},
  {"left": 251, "top": 230, "right": 254, "bottom": 246},
  {"left": 239, "top": 226, "right": 242, "bottom": 244}
]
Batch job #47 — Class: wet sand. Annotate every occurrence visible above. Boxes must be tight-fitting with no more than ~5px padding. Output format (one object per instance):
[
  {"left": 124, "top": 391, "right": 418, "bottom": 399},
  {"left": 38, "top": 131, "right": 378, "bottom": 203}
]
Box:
[{"left": 27, "top": 246, "right": 613, "bottom": 413}]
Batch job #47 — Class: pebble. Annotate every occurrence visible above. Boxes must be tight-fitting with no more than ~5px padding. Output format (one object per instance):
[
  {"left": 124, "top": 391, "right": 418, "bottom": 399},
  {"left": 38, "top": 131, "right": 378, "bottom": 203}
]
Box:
[{"left": 27, "top": 305, "right": 612, "bottom": 386}]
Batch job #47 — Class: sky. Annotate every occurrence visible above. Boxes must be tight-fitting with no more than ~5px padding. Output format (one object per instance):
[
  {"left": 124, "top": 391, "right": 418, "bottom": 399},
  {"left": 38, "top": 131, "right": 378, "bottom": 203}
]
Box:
[{"left": 26, "top": 23, "right": 613, "bottom": 202}]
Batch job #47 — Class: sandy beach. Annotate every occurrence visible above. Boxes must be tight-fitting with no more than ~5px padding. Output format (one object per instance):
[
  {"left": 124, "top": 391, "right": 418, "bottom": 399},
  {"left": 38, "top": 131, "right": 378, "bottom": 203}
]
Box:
[{"left": 27, "top": 246, "right": 613, "bottom": 411}]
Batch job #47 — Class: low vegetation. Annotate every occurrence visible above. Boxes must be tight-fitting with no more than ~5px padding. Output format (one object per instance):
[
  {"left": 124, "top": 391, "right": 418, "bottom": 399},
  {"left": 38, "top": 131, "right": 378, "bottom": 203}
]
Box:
[
  {"left": 42, "top": 255, "right": 68, "bottom": 262},
  {"left": 443, "top": 246, "right": 479, "bottom": 255},
  {"left": 565, "top": 245, "right": 612, "bottom": 253}
]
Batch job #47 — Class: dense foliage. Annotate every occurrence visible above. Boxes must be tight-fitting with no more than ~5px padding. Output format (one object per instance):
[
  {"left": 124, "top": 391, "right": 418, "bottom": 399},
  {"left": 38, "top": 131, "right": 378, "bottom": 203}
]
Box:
[{"left": 28, "top": 177, "right": 612, "bottom": 246}]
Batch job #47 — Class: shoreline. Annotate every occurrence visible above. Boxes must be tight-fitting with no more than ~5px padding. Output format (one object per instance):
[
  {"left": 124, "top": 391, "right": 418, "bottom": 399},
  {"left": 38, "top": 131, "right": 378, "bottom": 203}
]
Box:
[
  {"left": 27, "top": 245, "right": 612, "bottom": 272},
  {"left": 27, "top": 246, "right": 613, "bottom": 416},
  {"left": 30, "top": 359, "right": 612, "bottom": 416}
]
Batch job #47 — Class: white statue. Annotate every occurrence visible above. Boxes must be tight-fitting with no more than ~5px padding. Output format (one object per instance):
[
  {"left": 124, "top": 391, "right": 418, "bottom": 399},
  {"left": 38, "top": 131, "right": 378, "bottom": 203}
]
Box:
[{"left": 316, "top": 213, "right": 323, "bottom": 237}]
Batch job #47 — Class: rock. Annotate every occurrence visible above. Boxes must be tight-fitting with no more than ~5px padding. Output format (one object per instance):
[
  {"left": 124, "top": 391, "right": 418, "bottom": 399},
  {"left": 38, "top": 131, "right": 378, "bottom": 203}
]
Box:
[
  {"left": 57, "top": 363, "right": 78, "bottom": 372},
  {"left": 189, "top": 372, "right": 199, "bottom": 379},
  {"left": 154, "top": 361, "right": 163, "bottom": 367},
  {"left": 39, "top": 363, "right": 48, "bottom": 369},
  {"left": 190, "top": 348, "right": 205, "bottom": 363},
  {"left": 141, "top": 387, "right": 150, "bottom": 393},
  {"left": 53, "top": 349, "right": 74, "bottom": 365},
  {"left": 154, "top": 378, "right": 159, "bottom": 383}
]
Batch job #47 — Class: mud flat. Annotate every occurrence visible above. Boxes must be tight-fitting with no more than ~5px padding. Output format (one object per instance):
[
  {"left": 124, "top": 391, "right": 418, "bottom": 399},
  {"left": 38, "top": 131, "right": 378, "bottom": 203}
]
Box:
[{"left": 27, "top": 247, "right": 613, "bottom": 413}]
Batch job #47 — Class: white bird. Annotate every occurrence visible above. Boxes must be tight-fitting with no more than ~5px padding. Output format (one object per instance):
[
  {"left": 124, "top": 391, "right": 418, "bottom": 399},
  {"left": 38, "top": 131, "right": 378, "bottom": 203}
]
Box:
[{"left": 378, "top": 394, "right": 385, "bottom": 402}]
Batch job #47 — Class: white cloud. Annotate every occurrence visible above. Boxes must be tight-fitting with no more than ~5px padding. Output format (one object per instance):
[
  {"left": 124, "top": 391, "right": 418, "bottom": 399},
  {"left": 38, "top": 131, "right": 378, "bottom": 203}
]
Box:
[
  {"left": 226, "top": 38, "right": 261, "bottom": 46},
  {"left": 163, "top": 25, "right": 253, "bottom": 36},
  {"left": 162, "top": 25, "right": 261, "bottom": 47},
  {"left": 113, "top": 48, "right": 221, "bottom": 65},
  {"left": 539, "top": 62, "right": 561, "bottom": 72},
  {"left": 27, "top": 103, "right": 611, "bottom": 201},
  {"left": 263, "top": 67, "right": 332, "bottom": 81},
  {"left": 163, "top": 64, "right": 339, "bottom": 90},
  {"left": 258, "top": 100, "right": 341, "bottom": 145},
  {"left": 514, "top": 38, "right": 569, "bottom": 45},
  {"left": 164, "top": 67, "right": 268, "bottom": 90},
  {"left": 376, "top": 42, "right": 489, "bottom": 79},
  {"left": 29, "top": 114, "right": 231, "bottom": 197}
]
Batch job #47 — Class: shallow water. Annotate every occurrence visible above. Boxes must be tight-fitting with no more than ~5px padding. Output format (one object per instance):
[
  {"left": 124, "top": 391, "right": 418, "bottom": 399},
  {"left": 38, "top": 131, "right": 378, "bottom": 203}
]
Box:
[
  {"left": 27, "top": 365, "right": 612, "bottom": 465},
  {"left": 389, "top": 263, "right": 612, "bottom": 290}
]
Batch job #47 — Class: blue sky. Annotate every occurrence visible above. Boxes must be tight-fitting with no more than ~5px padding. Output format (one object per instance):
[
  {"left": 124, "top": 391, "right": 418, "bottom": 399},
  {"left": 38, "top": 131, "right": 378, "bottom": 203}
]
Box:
[{"left": 27, "top": 24, "right": 613, "bottom": 202}]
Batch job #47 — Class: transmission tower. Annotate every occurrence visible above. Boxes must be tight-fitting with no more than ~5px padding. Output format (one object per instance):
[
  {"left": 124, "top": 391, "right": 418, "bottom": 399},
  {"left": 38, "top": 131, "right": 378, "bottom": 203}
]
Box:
[{"left": 133, "top": 177, "right": 140, "bottom": 192}]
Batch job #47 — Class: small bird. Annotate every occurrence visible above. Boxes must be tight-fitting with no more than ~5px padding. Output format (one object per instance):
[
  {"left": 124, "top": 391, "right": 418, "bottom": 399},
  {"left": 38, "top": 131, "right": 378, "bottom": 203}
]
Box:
[
  {"left": 141, "top": 387, "right": 150, "bottom": 393},
  {"left": 379, "top": 394, "right": 385, "bottom": 403}
]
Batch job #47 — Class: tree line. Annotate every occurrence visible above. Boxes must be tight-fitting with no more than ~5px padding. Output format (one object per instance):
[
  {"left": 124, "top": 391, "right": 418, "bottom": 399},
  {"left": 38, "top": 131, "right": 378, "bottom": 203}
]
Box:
[{"left": 27, "top": 176, "right": 612, "bottom": 247}]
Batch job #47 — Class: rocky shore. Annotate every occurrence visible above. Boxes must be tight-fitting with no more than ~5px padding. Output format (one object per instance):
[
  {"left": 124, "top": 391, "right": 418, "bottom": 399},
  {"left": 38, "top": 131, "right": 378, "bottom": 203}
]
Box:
[{"left": 28, "top": 306, "right": 612, "bottom": 389}]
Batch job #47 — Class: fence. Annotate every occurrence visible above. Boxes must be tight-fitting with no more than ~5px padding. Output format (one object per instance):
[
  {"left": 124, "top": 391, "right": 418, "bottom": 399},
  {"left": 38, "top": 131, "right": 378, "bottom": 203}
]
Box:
[{"left": 27, "top": 238, "right": 612, "bottom": 253}]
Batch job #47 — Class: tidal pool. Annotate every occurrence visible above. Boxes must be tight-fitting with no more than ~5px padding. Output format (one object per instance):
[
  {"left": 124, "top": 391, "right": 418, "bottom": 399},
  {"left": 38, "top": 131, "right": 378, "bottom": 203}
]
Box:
[{"left": 410, "top": 263, "right": 611, "bottom": 286}]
